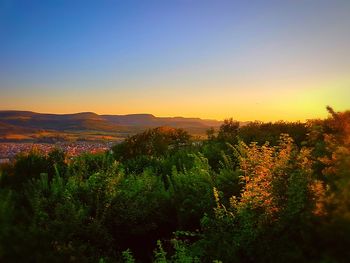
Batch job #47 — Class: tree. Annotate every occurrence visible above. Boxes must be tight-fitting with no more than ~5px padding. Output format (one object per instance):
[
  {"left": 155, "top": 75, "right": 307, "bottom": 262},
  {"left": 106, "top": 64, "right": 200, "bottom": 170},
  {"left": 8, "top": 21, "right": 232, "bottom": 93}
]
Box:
[
  {"left": 217, "top": 118, "right": 239, "bottom": 144},
  {"left": 112, "top": 127, "right": 191, "bottom": 161}
]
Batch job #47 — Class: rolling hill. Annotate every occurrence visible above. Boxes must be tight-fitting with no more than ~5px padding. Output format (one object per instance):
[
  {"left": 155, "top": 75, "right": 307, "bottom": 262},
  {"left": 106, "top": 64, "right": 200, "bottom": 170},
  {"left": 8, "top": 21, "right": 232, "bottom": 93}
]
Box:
[{"left": 0, "top": 111, "right": 222, "bottom": 141}]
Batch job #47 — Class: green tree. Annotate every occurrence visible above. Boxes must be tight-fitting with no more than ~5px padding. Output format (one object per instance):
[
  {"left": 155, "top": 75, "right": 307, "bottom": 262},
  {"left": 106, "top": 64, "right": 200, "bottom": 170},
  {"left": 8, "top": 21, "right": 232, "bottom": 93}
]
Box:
[{"left": 217, "top": 118, "right": 239, "bottom": 144}]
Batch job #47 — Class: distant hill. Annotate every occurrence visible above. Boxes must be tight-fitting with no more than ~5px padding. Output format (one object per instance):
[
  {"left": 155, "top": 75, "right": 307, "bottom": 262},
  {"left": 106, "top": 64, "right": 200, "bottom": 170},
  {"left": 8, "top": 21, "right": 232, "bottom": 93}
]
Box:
[{"left": 0, "top": 111, "right": 222, "bottom": 137}]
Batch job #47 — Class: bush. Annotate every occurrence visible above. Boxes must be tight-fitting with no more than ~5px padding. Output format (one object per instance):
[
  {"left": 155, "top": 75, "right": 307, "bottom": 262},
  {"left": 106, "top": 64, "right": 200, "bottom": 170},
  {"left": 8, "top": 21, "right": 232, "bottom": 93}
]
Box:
[
  {"left": 169, "top": 154, "right": 215, "bottom": 230},
  {"left": 105, "top": 171, "right": 175, "bottom": 260}
]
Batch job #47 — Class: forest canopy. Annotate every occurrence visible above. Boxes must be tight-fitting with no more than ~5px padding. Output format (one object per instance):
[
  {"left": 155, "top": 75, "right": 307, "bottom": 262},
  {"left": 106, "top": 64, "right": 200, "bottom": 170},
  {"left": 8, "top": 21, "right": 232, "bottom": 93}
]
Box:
[{"left": 0, "top": 107, "right": 350, "bottom": 263}]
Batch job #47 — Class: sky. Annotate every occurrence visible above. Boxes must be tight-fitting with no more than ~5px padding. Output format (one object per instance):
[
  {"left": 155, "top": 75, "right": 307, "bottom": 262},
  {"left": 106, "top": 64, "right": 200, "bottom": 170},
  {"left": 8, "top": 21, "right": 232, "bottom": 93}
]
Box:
[{"left": 0, "top": 0, "right": 349, "bottom": 121}]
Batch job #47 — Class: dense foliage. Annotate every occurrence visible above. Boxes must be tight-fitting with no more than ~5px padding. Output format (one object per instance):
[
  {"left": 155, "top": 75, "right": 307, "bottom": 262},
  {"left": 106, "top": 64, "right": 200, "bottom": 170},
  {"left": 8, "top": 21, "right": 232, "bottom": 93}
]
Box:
[{"left": 0, "top": 108, "right": 349, "bottom": 262}]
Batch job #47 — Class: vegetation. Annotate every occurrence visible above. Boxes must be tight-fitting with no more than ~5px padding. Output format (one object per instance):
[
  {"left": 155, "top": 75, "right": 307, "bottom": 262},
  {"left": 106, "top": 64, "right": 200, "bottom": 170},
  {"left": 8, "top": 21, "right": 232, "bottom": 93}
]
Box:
[{"left": 0, "top": 107, "right": 349, "bottom": 262}]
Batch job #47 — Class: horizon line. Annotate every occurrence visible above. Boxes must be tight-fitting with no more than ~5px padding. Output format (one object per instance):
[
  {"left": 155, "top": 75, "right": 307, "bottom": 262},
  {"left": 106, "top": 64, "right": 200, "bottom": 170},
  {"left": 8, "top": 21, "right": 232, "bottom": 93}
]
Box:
[{"left": 0, "top": 108, "right": 326, "bottom": 123}]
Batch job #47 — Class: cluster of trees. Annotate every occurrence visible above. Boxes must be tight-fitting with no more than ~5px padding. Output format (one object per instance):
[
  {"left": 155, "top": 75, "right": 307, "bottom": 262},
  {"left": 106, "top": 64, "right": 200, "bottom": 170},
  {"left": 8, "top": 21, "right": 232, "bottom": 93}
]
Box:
[{"left": 0, "top": 107, "right": 349, "bottom": 262}]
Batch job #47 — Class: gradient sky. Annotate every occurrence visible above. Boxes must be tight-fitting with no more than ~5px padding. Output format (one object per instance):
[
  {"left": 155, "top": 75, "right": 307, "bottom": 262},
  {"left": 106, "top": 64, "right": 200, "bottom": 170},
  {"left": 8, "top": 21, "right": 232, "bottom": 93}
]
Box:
[{"left": 1, "top": 0, "right": 349, "bottom": 121}]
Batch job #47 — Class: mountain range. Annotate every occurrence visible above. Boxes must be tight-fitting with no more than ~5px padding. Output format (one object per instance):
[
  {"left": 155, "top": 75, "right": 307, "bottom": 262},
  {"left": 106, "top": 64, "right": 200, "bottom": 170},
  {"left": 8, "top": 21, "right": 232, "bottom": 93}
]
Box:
[{"left": 0, "top": 111, "right": 222, "bottom": 137}]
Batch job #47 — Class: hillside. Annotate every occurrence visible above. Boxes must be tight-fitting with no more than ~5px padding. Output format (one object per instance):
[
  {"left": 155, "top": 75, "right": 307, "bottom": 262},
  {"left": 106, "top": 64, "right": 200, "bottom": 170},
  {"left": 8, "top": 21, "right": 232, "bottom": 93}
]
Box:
[{"left": 0, "top": 110, "right": 222, "bottom": 141}]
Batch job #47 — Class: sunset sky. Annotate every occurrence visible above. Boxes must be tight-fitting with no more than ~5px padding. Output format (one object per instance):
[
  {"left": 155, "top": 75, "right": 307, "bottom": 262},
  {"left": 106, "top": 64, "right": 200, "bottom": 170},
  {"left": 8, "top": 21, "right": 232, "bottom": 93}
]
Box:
[{"left": 1, "top": 0, "right": 349, "bottom": 121}]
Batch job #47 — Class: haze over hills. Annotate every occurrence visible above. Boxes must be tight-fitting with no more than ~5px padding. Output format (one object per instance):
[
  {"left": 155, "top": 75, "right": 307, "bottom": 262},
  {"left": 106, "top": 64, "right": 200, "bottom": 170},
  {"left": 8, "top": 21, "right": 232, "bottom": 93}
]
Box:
[{"left": 0, "top": 110, "right": 223, "bottom": 142}]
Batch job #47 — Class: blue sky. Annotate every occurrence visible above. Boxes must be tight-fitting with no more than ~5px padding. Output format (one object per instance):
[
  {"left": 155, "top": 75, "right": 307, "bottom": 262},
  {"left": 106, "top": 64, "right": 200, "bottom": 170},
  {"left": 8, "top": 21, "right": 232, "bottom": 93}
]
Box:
[{"left": 1, "top": 0, "right": 349, "bottom": 120}]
